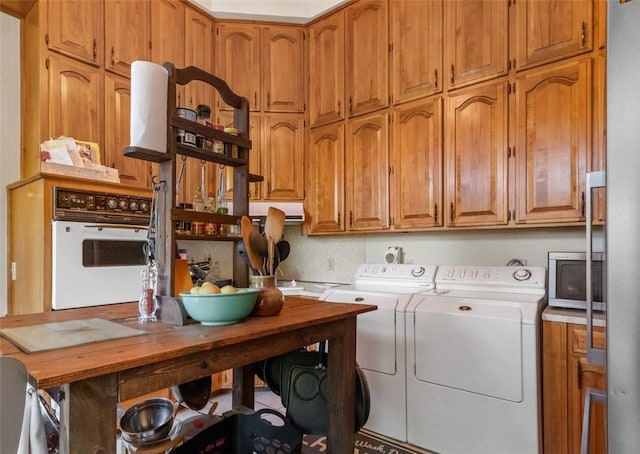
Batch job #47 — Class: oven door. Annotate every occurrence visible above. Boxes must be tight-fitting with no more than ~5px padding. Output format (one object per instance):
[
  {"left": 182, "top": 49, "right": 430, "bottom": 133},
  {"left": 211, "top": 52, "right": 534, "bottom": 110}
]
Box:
[{"left": 52, "top": 221, "right": 148, "bottom": 309}]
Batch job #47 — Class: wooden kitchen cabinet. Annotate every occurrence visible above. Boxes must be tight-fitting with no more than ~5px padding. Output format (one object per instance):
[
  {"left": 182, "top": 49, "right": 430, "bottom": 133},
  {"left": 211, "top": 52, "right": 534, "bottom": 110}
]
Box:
[
  {"left": 104, "top": 0, "right": 150, "bottom": 77},
  {"left": 218, "top": 113, "right": 262, "bottom": 201},
  {"left": 308, "top": 10, "right": 345, "bottom": 127},
  {"left": 262, "top": 114, "right": 305, "bottom": 200},
  {"left": 345, "top": 0, "right": 389, "bottom": 118},
  {"left": 216, "top": 23, "right": 305, "bottom": 114},
  {"left": 184, "top": 6, "right": 215, "bottom": 110},
  {"left": 104, "top": 73, "right": 150, "bottom": 187},
  {"left": 150, "top": 0, "right": 185, "bottom": 68},
  {"left": 445, "top": 79, "right": 508, "bottom": 227},
  {"left": 305, "top": 122, "right": 345, "bottom": 234},
  {"left": 514, "top": 0, "right": 593, "bottom": 71},
  {"left": 444, "top": 0, "right": 508, "bottom": 90},
  {"left": 176, "top": 6, "right": 216, "bottom": 205},
  {"left": 262, "top": 26, "right": 305, "bottom": 113},
  {"left": 390, "top": 0, "right": 443, "bottom": 104},
  {"left": 216, "top": 23, "right": 262, "bottom": 111},
  {"left": 45, "top": 0, "right": 103, "bottom": 66},
  {"left": 346, "top": 111, "right": 389, "bottom": 231},
  {"left": 515, "top": 57, "right": 592, "bottom": 224},
  {"left": 542, "top": 319, "right": 606, "bottom": 454},
  {"left": 391, "top": 97, "right": 443, "bottom": 229},
  {"left": 47, "top": 52, "right": 103, "bottom": 151}
]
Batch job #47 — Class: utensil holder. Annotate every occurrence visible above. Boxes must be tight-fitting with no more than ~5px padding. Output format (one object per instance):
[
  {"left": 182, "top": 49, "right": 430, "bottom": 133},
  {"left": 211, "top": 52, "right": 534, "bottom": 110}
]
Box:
[{"left": 249, "top": 275, "right": 284, "bottom": 316}]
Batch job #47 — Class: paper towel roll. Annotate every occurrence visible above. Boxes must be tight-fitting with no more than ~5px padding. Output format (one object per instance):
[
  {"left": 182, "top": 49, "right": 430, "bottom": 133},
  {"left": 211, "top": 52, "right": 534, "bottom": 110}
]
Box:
[{"left": 130, "top": 61, "right": 168, "bottom": 153}]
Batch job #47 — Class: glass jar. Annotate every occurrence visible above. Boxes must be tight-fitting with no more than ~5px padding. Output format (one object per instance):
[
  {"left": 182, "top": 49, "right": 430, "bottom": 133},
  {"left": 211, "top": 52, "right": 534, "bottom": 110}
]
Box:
[
  {"left": 249, "top": 275, "right": 284, "bottom": 316},
  {"left": 138, "top": 263, "right": 158, "bottom": 323}
]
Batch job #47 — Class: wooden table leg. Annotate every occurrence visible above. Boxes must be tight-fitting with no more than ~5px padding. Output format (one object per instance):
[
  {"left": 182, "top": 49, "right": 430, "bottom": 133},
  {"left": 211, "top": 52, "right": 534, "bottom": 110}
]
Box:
[
  {"left": 232, "top": 365, "right": 255, "bottom": 409},
  {"left": 327, "top": 317, "right": 357, "bottom": 454},
  {"left": 58, "top": 374, "right": 118, "bottom": 454}
]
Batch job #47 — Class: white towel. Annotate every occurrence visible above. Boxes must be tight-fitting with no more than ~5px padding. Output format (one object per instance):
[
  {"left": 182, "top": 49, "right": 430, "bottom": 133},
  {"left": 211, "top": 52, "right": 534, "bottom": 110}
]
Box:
[{"left": 17, "top": 386, "right": 48, "bottom": 454}]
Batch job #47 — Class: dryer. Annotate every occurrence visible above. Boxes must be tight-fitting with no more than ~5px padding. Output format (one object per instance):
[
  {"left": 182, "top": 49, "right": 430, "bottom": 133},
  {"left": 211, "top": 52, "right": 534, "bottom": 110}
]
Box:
[
  {"left": 406, "top": 265, "right": 546, "bottom": 454},
  {"left": 319, "top": 263, "right": 437, "bottom": 442}
]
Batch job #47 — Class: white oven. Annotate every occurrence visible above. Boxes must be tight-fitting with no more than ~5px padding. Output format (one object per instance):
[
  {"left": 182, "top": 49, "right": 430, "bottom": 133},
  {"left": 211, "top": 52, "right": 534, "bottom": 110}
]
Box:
[{"left": 51, "top": 188, "right": 152, "bottom": 310}]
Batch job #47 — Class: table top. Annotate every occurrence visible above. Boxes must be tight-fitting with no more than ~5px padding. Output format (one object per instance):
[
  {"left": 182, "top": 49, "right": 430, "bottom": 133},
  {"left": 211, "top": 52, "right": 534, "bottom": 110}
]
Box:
[{"left": 0, "top": 297, "right": 375, "bottom": 390}]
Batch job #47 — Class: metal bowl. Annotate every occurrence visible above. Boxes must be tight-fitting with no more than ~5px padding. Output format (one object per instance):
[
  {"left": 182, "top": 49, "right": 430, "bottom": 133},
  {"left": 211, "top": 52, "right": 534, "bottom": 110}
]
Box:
[{"left": 119, "top": 397, "right": 176, "bottom": 444}]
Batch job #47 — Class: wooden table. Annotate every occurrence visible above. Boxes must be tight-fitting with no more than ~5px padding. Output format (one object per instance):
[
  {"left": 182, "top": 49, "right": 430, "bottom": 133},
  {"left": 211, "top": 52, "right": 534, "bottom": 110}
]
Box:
[{"left": 0, "top": 296, "right": 375, "bottom": 454}]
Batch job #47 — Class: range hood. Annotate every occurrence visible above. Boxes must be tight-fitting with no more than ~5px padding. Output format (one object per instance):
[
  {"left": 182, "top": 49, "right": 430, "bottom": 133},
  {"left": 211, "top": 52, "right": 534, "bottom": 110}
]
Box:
[{"left": 228, "top": 201, "right": 305, "bottom": 224}]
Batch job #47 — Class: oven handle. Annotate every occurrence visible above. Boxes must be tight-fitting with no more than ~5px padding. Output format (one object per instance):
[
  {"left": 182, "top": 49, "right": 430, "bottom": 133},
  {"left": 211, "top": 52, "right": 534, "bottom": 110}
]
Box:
[{"left": 83, "top": 224, "right": 149, "bottom": 232}]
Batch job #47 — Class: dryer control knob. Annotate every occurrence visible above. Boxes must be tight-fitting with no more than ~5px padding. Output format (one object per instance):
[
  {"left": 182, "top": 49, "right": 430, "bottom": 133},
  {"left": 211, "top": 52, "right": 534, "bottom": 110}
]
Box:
[
  {"left": 412, "top": 266, "right": 425, "bottom": 277},
  {"left": 513, "top": 269, "right": 532, "bottom": 281}
]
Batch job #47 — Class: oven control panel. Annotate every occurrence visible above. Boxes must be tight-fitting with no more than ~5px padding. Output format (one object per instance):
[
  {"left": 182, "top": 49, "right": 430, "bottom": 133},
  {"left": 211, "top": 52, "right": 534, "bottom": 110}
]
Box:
[{"left": 53, "top": 187, "right": 152, "bottom": 223}]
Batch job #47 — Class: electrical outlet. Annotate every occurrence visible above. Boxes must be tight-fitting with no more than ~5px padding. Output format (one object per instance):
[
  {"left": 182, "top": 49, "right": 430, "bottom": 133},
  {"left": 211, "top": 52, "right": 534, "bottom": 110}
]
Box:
[{"left": 327, "top": 257, "right": 335, "bottom": 271}]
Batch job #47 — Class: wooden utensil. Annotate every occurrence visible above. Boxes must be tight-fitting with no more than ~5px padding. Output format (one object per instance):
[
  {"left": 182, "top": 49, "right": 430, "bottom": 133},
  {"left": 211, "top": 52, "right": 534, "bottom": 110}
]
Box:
[
  {"left": 249, "top": 230, "right": 268, "bottom": 258},
  {"left": 267, "top": 237, "right": 275, "bottom": 275},
  {"left": 277, "top": 240, "right": 291, "bottom": 262},
  {"left": 264, "top": 207, "right": 286, "bottom": 244},
  {"left": 241, "top": 216, "right": 263, "bottom": 275}
]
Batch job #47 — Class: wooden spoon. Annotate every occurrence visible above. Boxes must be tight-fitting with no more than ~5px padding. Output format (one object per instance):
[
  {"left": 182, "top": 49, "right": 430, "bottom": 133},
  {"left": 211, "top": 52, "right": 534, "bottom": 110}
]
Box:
[
  {"left": 264, "top": 207, "right": 286, "bottom": 245},
  {"left": 241, "top": 216, "right": 263, "bottom": 275}
]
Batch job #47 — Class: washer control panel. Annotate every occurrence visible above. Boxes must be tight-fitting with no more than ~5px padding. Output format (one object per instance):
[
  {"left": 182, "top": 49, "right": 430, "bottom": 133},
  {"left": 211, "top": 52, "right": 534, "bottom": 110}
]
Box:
[
  {"left": 353, "top": 264, "right": 438, "bottom": 288},
  {"left": 435, "top": 265, "right": 546, "bottom": 293}
]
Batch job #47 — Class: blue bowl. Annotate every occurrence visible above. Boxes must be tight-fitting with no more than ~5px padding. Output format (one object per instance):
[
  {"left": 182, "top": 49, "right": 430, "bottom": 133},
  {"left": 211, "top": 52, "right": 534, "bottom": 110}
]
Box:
[{"left": 179, "top": 289, "right": 259, "bottom": 325}]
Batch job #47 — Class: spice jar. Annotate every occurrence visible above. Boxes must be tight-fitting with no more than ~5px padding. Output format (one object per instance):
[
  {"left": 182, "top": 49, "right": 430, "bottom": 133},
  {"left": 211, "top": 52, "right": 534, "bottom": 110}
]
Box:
[
  {"left": 249, "top": 275, "right": 284, "bottom": 316},
  {"left": 223, "top": 127, "right": 238, "bottom": 158}
]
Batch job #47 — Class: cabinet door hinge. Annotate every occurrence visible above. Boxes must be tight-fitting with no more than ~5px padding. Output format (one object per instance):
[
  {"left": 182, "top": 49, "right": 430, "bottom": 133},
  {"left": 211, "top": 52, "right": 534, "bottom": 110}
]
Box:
[
  {"left": 45, "top": 57, "right": 49, "bottom": 70},
  {"left": 389, "top": 42, "right": 393, "bottom": 53},
  {"left": 45, "top": 33, "right": 49, "bottom": 45},
  {"left": 148, "top": 40, "right": 152, "bottom": 50},
  {"left": 434, "top": 68, "right": 438, "bottom": 89},
  {"left": 216, "top": 27, "right": 219, "bottom": 35},
  {"left": 389, "top": 165, "right": 393, "bottom": 175},
  {"left": 434, "top": 203, "right": 438, "bottom": 224},
  {"left": 507, "top": 210, "right": 511, "bottom": 221}
]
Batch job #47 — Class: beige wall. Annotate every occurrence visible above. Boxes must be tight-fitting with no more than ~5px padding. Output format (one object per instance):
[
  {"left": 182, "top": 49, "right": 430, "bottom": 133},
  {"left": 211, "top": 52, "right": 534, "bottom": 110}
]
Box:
[
  {"left": 278, "top": 225, "right": 597, "bottom": 285},
  {"left": 0, "top": 12, "right": 21, "bottom": 316}
]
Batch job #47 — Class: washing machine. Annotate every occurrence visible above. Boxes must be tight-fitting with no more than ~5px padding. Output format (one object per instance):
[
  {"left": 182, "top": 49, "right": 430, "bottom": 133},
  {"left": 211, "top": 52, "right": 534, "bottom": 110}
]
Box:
[
  {"left": 406, "top": 265, "right": 546, "bottom": 454},
  {"left": 319, "top": 263, "right": 438, "bottom": 442}
]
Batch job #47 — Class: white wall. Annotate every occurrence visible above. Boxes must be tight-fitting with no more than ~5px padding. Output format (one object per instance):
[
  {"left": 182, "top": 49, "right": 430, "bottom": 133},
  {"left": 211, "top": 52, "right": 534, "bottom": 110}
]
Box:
[
  {"left": 0, "top": 13, "right": 22, "bottom": 316},
  {"left": 278, "top": 226, "right": 596, "bottom": 284}
]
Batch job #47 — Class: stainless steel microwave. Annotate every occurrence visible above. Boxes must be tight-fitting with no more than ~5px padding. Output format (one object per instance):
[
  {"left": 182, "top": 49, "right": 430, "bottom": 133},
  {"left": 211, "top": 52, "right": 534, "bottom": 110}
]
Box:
[{"left": 548, "top": 252, "right": 605, "bottom": 311}]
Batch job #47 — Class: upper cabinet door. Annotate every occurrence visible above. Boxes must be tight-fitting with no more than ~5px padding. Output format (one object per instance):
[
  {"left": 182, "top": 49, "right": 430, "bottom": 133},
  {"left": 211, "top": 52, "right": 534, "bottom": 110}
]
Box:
[
  {"left": 104, "top": 0, "right": 150, "bottom": 77},
  {"left": 346, "top": 0, "right": 389, "bottom": 118},
  {"left": 216, "top": 23, "right": 261, "bottom": 111},
  {"left": 514, "top": 0, "right": 593, "bottom": 71},
  {"left": 46, "top": 0, "right": 104, "bottom": 66},
  {"left": 184, "top": 7, "right": 214, "bottom": 110},
  {"left": 391, "top": 97, "right": 443, "bottom": 229},
  {"left": 345, "top": 111, "right": 390, "bottom": 231},
  {"left": 151, "top": 0, "right": 185, "bottom": 67},
  {"left": 306, "top": 123, "right": 345, "bottom": 233},
  {"left": 262, "top": 26, "right": 305, "bottom": 113},
  {"left": 515, "top": 58, "right": 591, "bottom": 224},
  {"left": 308, "top": 11, "right": 345, "bottom": 127},
  {"left": 104, "top": 73, "right": 149, "bottom": 188},
  {"left": 446, "top": 80, "right": 509, "bottom": 227},
  {"left": 444, "top": 0, "right": 508, "bottom": 90},
  {"left": 262, "top": 114, "right": 305, "bottom": 200},
  {"left": 47, "top": 53, "right": 102, "bottom": 147},
  {"left": 390, "top": 0, "right": 443, "bottom": 104}
]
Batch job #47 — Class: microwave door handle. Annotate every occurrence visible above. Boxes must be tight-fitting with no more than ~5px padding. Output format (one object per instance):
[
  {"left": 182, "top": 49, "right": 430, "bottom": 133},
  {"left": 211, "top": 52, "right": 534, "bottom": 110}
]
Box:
[{"left": 585, "top": 171, "right": 606, "bottom": 367}]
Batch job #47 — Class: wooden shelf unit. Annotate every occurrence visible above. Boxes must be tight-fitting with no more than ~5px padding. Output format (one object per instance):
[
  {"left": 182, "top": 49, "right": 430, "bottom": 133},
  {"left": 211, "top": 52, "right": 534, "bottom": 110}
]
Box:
[{"left": 124, "top": 62, "right": 259, "bottom": 305}]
